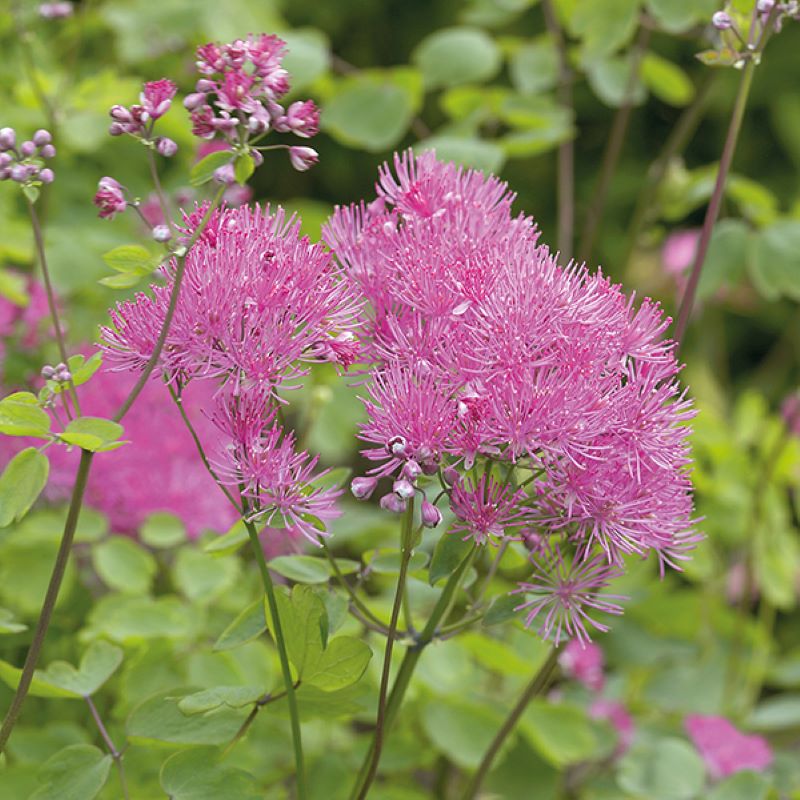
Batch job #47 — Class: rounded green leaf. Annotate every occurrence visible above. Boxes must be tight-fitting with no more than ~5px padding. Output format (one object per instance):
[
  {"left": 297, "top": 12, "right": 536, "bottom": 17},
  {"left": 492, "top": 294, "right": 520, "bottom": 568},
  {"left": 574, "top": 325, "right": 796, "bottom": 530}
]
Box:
[
  {"left": 37, "top": 640, "right": 124, "bottom": 697},
  {"left": 305, "top": 636, "right": 373, "bottom": 692},
  {"left": 177, "top": 686, "right": 264, "bottom": 716},
  {"left": 214, "top": 599, "right": 267, "bottom": 652},
  {"left": 172, "top": 546, "right": 239, "bottom": 603},
  {"left": 160, "top": 748, "right": 261, "bottom": 799},
  {"left": 30, "top": 744, "right": 111, "bottom": 800},
  {"left": 641, "top": 53, "right": 695, "bottom": 107},
  {"left": 429, "top": 533, "right": 474, "bottom": 585},
  {"left": 60, "top": 417, "right": 125, "bottom": 452},
  {"left": 92, "top": 536, "right": 157, "bottom": 595},
  {"left": 268, "top": 554, "right": 332, "bottom": 584},
  {"left": 422, "top": 699, "right": 504, "bottom": 768},
  {"left": 697, "top": 219, "right": 751, "bottom": 301},
  {"left": 140, "top": 512, "right": 186, "bottom": 549},
  {"left": 0, "top": 448, "right": 49, "bottom": 527},
  {"left": 617, "top": 737, "right": 706, "bottom": 799},
  {"left": 750, "top": 220, "right": 800, "bottom": 302},
  {"left": 417, "top": 137, "right": 505, "bottom": 173},
  {"left": 365, "top": 548, "right": 429, "bottom": 575},
  {"left": 413, "top": 27, "right": 501, "bottom": 89},
  {"left": 509, "top": 38, "right": 559, "bottom": 96},
  {"left": 707, "top": 771, "right": 771, "bottom": 800},
  {"left": 0, "top": 392, "right": 52, "bottom": 438},
  {"left": 280, "top": 28, "right": 330, "bottom": 91},
  {"left": 521, "top": 701, "right": 599, "bottom": 767},
  {"left": 204, "top": 520, "right": 248, "bottom": 557},
  {"left": 190, "top": 150, "right": 233, "bottom": 186}
]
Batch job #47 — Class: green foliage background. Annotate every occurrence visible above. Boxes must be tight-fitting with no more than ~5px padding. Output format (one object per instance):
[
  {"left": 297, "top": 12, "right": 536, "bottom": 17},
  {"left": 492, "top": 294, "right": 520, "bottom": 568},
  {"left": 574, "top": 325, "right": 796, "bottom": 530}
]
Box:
[{"left": 0, "top": 0, "right": 799, "bottom": 798}]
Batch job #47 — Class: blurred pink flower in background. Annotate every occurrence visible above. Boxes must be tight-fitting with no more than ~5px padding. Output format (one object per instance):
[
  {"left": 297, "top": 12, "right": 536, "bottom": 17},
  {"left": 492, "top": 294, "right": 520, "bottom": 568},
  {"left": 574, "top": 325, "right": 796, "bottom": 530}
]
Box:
[
  {"left": 662, "top": 229, "right": 700, "bottom": 276},
  {"left": 559, "top": 639, "right": 605, "bottom": 691},
  {"left": 590, "top": 699, "right": 634, "bottom": 756},
  {"left": 684, "top": 714, "right": 773, "bottom": 780}
]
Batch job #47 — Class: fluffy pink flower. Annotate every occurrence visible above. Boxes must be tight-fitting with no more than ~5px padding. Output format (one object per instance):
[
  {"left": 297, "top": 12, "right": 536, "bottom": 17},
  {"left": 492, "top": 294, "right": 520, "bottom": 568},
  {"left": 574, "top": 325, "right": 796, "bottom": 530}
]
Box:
[
  {"left": 513, "top": 551, "right": 625, "bottom": 646},
  {"left": 140, "top": 79, "right": 177, "bottom": 120},
  {"left": 684, "top": 715, "right": 773, "bottom": 780},
  {"left": 560, "top": 639, "right": 605, "bottom": 691},
  {"left": 662, "top": 229, "right": 700, "bottom": 276},
  {"left": 449, "top": 475, "right": 528, "bottom": 545}
]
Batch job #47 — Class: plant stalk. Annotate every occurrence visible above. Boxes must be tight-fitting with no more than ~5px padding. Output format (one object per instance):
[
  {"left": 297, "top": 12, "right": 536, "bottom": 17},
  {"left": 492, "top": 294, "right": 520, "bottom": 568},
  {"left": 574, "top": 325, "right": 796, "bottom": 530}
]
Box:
[
  {"left": 243, "top": 516, "right": 307, "bottom": 799},
  {"left": 461, "top": 645, "right": 561, "bottom": 799}
]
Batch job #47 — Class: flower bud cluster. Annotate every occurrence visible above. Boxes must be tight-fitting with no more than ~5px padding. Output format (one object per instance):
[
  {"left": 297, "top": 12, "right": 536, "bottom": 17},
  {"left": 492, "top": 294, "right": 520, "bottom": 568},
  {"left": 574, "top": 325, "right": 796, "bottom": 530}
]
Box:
[
  {"left": 41, "top": 362, "right": 72, "bottom": 383},
  {"left": 108, "top": 79, "right": 179, "bottom": 158},
  {"left": 185, "top": 35, "right": 320, "bottom": 172},
  {"left": 0, "top": 128, "right": 56, "bottom": 186}
]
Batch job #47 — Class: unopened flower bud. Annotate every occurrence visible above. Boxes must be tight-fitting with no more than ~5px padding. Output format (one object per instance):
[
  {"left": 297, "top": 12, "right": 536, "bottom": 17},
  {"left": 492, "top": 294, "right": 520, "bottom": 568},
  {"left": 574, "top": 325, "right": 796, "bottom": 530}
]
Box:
[
  {"left": 33, "top": 129, "right": 52, "bottom": 147},
  {"left": 401, "top": 460, "right": 422, "bottom": 482},
  {"left": 41, "top": 365, "right": 56, "bottom": 379},
  {"left": 39, "top": 144, "right": 56, "bottom": 159},
  {"left": 443, "top": 466, "right": 460, "bottom": 486},
  {"left": 387, "top": 435, "right": 407, "bottom": 457},
  {"left": 212, "top": 163, "right": 236, "bottom": 185},
  {"left": 152, "top": 224, "right": 171, "bottom": 242},
  {"left": 288, "top": 146, "right": 319, "bottom": 172},
  {"left": 156, "top": 137, "right": 178, "bottom": 157},
  {"left": 0, "top": 153, "right": 11, "bottom": 167},
  {"left": 393, "top": 479, "right": 415, "bottom": 500},
  {"left": 109, "top": 104, "right": 133, "bottom": 123},
  {"left": 712, "top": 11, "right": 733, "bottom": 28},
  {"left": 20, "top": 140, "right": 36, "bottom": 157},
  {"left": 183, "top": 92, "right": 207, "bottom": 111},
  {"left": 351, "top": 476, "right": 378, "bottom": 500},
  {"left": 0, "top": 127, "right": 16, "bottom": 150},
  {"left": 195, "top": 79, "right": 215, "bottom": 93},
  {"left": 421, "top": 500, "right": 442, "bottom": 528},
  {"left": 39, "top": 168, "right": 55, "bottom": 184},
  {"left": 108, "top": 122, "right": 125, "bottom": 136},
  {"left": 380, "top": 492, "right": 407, "bottom": 514},
  {"left": 251, "top": 149, "right": 264, "bottom": 167},
  {"left": 757, "top": 0, "right": 775, "bottom": 11},
  {"left": 10, "top": 164, "right": 28, "bottom": 182}
]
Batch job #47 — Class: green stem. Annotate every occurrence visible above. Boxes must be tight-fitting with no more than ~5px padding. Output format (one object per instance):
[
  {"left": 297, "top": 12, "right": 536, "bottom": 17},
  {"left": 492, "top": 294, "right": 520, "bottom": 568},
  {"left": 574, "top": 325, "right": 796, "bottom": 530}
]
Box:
[
  {"left": 26, "top": 198, "right": 81, "bottom": 415},
  {"left": 673, "top": 57, "right": 757, "bottom": 345},
  {"left": 356, "top": 501, "right": 416, "bottom": 800},
  {"left": 350, "top": 544, "right": 478, "bottom": 798},
  {"left": 0, "top": 448, "right": 94, "bottom": 754},
  {"left": 461, "top": 645, "right": 561, "bottom": 800},
  {"left": 146, "top": 147, "right": 176, "bottom": 234},
  {"left": 242, "top": 516, "right": 306, "bottom": 799},
  {"left": 85, "top": 695, "right": 130, "bottom": 800}
]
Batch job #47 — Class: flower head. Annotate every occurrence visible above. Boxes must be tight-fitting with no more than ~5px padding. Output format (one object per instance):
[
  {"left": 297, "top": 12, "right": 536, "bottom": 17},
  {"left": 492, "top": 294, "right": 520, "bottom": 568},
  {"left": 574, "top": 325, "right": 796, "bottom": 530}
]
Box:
[
  {"left": 684, "top": 715, "right": 773, "bottom": 780},
  {"left": 93, "top": 177, "right": 127, "bottom": 219},
  {"left": 141, "top": 79, "right": 177, "bottom": 120},
  {"left": 449, "top": 475, "right": 528, "bottom": 545}
]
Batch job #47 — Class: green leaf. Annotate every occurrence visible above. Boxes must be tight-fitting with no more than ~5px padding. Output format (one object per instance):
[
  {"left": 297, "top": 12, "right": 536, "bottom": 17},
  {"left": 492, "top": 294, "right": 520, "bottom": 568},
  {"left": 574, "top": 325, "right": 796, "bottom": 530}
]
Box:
[
  {"left": 268, "top": 554, "right": 332, "bottom": 584},
  {"left": 305, "top": 636, "right": 372, "bottom": 691},
  {"left": 322, "top": 72, "right": 418, "bottom": 152},
  {"left": 696, "top": 48, "right": 741, "bottom": 68},
  {"left": 266, "top": 585, "right": 328, "bottom": 677},
  {"left": 585, "top": 55, "right": 647, "bottom": 108},
  {"left": 190, "top": 150, "right": 233, "bottom": 186},
  {"left": 172, "top": 546, "right": 239, "bottom": 603},
  {"left": 83, "top": 595, "right": 195, "bottom": 643},
  {"left": 749, "top": 220, "right": 800, "bottom": 302},
  {"left": 280, "top": 28, "right": 330, "bottom": 91},
  {"left": 416, "top": 136, "right": 506, "bottom": 173},
  {"left": 102, "top": 244, "right": 156, "bottom": 275},
  {"left": 48, "top": 353, "right": 103, "bottom": 394},
  {"left": 99, "top": 273, "right": 142, "bottom": 289},
  {"left": 204, "top": 520, "right": 249, "bottom": 557},
  {"left": 0, "top": 608, "right": 27, "bottom": 635},
  {"left": 429, "top": 534, "right": 474, "bottom": 585},
  {"left": 646, "top": 0, "right": 718, "bottom": 32},
  {"left": 234, "top": 153, "right": 255, "bottom": 185},
  {"left": 697, "top": 219, "right": 751, "bottom": 301},
  {"left": 641, "top": 53, "right": 695, "bottom": 106},
  {"left": 59, "top": 416, "right": 125, "bottom": 452},
  {"left": 617, "top": 737, "right": 706, "bottom": 799},
  {"left": 0, "top": 661, "right": 78, "bottom": 698},
  {"left": 30, "top": 745, "right": 111, "bottom": 800},
  {"left": 127, "top": 690, "right": 248, "bottom": 746},
  {"left": 521, "top": 701, "right": 599, "bottom": 767},
  {"left": 422, "top": 699, "right": 504, "bottom": 768},
  {"left": 92, "top": 536, "right": 157, "bottom": 595},
  {"left": 509, "top": 38, "right": 559, "bottom": 96},
  {"left": 140, "top": 511, "right": 186, "bottom": 548},
  {"left": 570, "top": 0, "right": 639, "bottom": 58},
  {"left": 0, "top": 448, "right": 49, "bottom": 527},
  {"left": 365, "top": 548, "right": 429, "bottom": 575},
  {"left": 177, "top": 686, "right": 264, "bottom": 716},
  {"left": 747, "top": 694, "right": 800, "bottom": 731},
  {"left": 0, "top": 392, "right": 51, "bottom": 438},
  {"left": 707, "top": 771, "right": 771, "bottom": 800},
  {"left": 214, "top": 599, "right": 267, "bottom": 652},
  {"left": 483, "top": 593, "right": 520, "bottom": 626},
  {"left": 412, "top": 27, "right": 501, "bottom": 89},
  {"left": 160, "top": 748, "right": 261, "bottom": 799},
  {"left": 22, "top": 185, "right": 40, "bottom": 204},
  {"left": 34, "top": 640, "right": 124, "bottom": 697}
]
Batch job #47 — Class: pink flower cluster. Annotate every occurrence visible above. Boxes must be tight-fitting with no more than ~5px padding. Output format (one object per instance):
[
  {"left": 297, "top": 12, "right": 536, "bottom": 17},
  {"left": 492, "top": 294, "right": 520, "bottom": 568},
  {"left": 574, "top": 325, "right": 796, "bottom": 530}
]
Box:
[
  {"left": 326, "top": 150, "right": 698, "bottom": 644},
  {"left": 685, "top": 715, "right": 773, "bottom": 780},
  {"left": 109, "top": 78, "right": 178, "bottom": 158},
  {"left": 0, "top": 128, "right": 56, "bottom": 185},
  {"left": 102, "top": 203, "right": 361, "bottom": 543},
  {"left": 184, "top": 35, "right": 320, "bottom": 173}
]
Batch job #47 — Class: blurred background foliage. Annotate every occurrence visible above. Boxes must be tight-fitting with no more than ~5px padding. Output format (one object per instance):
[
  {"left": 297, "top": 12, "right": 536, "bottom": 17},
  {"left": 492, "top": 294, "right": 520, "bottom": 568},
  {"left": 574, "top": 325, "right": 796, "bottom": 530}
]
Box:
[{"left": 1, "top": 0, "right": 799, "bottom": 798}]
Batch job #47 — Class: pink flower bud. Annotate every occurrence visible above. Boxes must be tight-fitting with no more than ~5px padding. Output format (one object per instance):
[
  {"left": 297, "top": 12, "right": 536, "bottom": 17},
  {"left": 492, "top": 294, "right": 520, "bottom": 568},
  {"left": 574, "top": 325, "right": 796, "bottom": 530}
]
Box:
[
  {"left": 20, "top": 141, "right": 36, "bottom": 157},
  {"left": 41, "top": 365, "right": 56, "bottom": 379},
  {"left": 380, "top": 492, "right": 407, "bottom": 514},
  {"left": 108, "top": 122, "right": 125, "bottom": 136},
  {"left": 421, "top": 500, "right": 442, "bottom": 528},
  {"left": 152, "top": 225, "right": 172, "bottom": 242},
  {"left": 183, "top": 92, "right": 207, "bottom": 111},
  {"left": 401, "top": 460, "right": 422, "bottom": 482},
  {"left": 351, "top": 476, "right": 378, "bottom": 500},
  {"left": 288, "top": 146, "right": 318, "bottom": 172},
  {"left": 39, "top": 144, "right": 56, "bottom": 159},
  {"left": 141, "top": 78, "right": 177, "bottom": 120},
  {"left": 0, "top": 153, "right": 11, "bottom": 167},
  {"left": 387, "top": 435, "right": 407, "bottom": 457},
  {"left": 0, "top": 128, "right": 15, "bottom": 150},
  {"left": 393, "top": 479, "right": 415, "bottom": 500},
  {"left": 443, "top": 466, "right": 460, "bottom": 486},
  {"left": 712, "top": 11, "right": 733, "bottom": 29},
  {"left": 283, "top": 100, "right": 320, "bottom": 138},
  {"left": 93, "top": 176, "right": 127, "bottom": 219},
  {"left": 212, "top": 163, "right": 236, "bottom": 185},
  {"left": 156, "top": 137, "right": 178, "bottom": 157},
  {"left": 39, "top": 168, "right": 54, "bottom": 184},
  {"left": 10, "top": 164, "right": 28, "bottom": 182},
  {"left": 33, "top": 129, "right": 52, "bottom": 147},
  {"left": 109, "top": 105, "right": 133, "bottom": 124}
]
